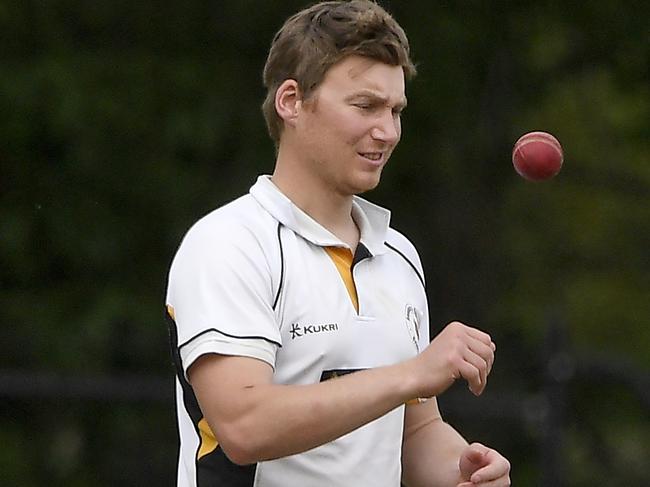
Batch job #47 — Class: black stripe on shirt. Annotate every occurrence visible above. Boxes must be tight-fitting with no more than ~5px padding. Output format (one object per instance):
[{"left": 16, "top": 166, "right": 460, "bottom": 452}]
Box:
[
  {"left": 384, "top": 242, "right": 425, "bottom": 289},
  {"left": 272, "top": 222, "right": 285, "bottom": 311}
]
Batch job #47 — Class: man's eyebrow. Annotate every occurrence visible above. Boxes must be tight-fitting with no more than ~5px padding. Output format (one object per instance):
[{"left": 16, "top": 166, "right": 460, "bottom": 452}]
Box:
[{"left": 345, "top": 90, "right": 408, "bottom": 109}]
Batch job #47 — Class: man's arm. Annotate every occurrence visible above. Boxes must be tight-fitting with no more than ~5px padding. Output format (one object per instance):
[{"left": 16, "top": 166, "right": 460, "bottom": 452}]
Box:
[
  {"left": 189, "top": 353, "right": 418, "bottom": 465},
  {"left": 401, "top": 388, "right": 512, "bottom": 487},
  {"left": 189, "top": 321, "right": 496, "bottom": 466},
  {"left": 401, "top": 399, "right": 469, "bottom": 486}
]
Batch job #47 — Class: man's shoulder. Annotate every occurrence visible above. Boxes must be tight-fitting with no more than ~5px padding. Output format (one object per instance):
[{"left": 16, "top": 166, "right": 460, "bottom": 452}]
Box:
[
  {"left": 180, "top": 193, "right": 280, "bottom": 251},
  {"left": 384, "top": 227, "right": 424, "bottom": 283},
  {"left": 199, "top": 192, "right": 277, "bottom": 230},
  {"left": 385, "top": 227, "right": 420, "bottom": 259}
]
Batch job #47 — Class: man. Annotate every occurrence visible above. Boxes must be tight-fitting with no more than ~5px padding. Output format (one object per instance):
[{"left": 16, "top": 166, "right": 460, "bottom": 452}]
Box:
[{"left": 166, "top": 1, "right": 511, "bottom": 486}]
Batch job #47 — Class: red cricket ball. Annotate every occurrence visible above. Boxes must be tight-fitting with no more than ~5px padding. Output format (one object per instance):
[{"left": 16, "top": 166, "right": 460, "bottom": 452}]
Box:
[{"left": 512, "top": 131, "right": 564, "bottom": 181}]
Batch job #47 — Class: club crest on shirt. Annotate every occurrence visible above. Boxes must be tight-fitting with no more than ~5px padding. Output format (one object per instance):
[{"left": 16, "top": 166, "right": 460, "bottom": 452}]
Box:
[{"left": 404, "top": 304, "right": 421, "bottom": 352}]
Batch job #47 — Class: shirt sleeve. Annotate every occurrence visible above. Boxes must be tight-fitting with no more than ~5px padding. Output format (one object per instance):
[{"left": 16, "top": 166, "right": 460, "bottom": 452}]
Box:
[{"left": 166, "top": 217, "right": 281, "bottom": 378}]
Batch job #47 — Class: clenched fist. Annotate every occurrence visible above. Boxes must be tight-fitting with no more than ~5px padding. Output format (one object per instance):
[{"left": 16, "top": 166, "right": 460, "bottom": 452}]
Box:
[{"left": 410, "top": 321, "right": 496, "bottom": 398}]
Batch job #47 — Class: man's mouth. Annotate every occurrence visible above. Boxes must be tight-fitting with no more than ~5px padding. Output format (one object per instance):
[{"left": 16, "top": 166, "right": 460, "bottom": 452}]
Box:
[{"left": 359, "top": 152, "right": 383, "bottom": 161}]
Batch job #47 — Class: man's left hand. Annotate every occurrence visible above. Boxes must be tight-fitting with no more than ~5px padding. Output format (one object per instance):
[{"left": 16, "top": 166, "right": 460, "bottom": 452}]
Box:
[{"left": 457, "top": 442, "right": 511, "bottom": 486}]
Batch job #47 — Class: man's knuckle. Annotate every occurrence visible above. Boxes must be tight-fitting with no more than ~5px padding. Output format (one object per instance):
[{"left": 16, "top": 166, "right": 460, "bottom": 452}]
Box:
[
  {"left": 447, "top": 353, "right": 461, "bottom": 368},
  {"left": 449, "top": 321, "right": 464, "bottom": 332}
]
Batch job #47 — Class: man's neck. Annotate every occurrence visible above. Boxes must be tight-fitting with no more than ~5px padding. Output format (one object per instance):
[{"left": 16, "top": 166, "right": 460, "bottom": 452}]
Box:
[{"left": 271, "top": 156, "right": 360, "bottom": 252}]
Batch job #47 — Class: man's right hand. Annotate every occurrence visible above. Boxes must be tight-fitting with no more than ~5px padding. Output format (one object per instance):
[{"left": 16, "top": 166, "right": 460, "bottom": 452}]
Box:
[{"left": 409, "top": 321, "right": 496, "bottom": 398}]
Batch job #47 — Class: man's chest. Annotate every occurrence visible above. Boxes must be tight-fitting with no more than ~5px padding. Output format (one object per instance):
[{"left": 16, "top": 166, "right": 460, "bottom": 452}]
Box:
[{"left": 272, "top": 241, "right": 425, "bottom": 384}]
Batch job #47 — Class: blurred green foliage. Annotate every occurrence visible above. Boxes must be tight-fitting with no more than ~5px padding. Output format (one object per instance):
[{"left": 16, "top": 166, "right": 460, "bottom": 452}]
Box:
[{"left": 1, "top": 1, "right": 648, "bottom": 485}]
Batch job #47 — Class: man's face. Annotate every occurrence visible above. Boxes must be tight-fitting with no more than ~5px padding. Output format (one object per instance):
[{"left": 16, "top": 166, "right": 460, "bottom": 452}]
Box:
[{"left": 294, "top": 55, "right": 407, "bottom": 196}]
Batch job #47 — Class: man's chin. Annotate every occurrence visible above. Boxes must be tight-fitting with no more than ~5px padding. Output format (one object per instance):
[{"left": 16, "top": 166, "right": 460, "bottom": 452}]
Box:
[{"left": 349, "top": 173, "right": 382, "bottom": 195}]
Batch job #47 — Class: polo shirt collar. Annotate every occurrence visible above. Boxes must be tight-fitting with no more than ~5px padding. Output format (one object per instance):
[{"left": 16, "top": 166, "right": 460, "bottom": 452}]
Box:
[{"left": 249, "top": 175, "right": 390, "bottom": 256}]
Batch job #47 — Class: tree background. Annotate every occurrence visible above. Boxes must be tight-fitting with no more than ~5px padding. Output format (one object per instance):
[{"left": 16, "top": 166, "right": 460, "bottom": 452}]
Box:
[{"left": 1, "top": 1, "right": 648, "bottom": 485}]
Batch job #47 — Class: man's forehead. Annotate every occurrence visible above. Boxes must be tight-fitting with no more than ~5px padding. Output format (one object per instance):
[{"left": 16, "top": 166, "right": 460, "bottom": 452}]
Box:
[
  {"left": 324, "top": 56, "right": 405, "bottom": 96},
  {"left": 344, "top": 57, "right": 404, "bottom": 81},
  {"left": 344, "top": 56, "right": 382, "bottom": 78}
]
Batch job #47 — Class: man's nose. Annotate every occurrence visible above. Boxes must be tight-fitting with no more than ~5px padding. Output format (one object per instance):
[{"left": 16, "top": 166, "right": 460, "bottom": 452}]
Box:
[{"left": 370, "top": 111, "right": 400, "bottom": 145}]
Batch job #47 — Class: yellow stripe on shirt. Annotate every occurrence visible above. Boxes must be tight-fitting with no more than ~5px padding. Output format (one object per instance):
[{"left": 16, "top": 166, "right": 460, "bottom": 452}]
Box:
[
  {"left": 324, "top": 247, "right": 359, "bottom": 313},
  {"left": 197, "top": 418, "right": 219, "bottom": 460}
]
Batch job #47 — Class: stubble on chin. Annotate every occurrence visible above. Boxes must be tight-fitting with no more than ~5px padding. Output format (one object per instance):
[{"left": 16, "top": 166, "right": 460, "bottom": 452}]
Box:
[{"left": 349, "top": 166, "right": 384, "bottom": 196}]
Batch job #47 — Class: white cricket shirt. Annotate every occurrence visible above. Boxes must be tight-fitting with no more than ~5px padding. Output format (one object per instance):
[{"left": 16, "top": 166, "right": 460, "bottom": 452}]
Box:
[{"left": 166, "top": 175, "right": 430, "bottom": 487}]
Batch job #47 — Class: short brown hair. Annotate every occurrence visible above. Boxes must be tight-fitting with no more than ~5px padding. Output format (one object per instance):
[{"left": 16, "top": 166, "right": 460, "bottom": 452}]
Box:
[{"left": 262, "top": 0, "right": 417, "bottom": 144}]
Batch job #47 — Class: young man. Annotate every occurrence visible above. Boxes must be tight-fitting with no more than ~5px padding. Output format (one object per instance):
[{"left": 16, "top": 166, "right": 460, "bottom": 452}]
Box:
[{"left": 166, "top": 1, "right": 511, "bottom": 486}]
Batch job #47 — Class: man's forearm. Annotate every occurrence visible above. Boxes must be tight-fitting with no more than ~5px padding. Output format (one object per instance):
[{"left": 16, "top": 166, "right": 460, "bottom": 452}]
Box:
[
  {"left": 194, "top": 356, "right": 420, "bottom": 464},
  {"left": 402, "top": 410, "right": 469, "bottom": 487}
]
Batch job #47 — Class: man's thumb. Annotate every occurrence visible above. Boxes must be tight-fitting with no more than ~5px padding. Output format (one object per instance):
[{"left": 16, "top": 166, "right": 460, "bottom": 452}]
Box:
[{"left": 459, "top": 445, "right": 487, "bottom": 477}]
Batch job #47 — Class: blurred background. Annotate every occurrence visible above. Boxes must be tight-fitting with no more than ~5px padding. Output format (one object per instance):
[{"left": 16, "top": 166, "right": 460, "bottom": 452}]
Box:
[{"left": 1, "top": 1, "right": 648, "bottom": 485}]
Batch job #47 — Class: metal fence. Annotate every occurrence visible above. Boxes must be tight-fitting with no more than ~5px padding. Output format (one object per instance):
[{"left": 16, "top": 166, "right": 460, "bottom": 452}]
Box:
[{"left": 2, "top": 319, "right": 648, "bottom": 485}]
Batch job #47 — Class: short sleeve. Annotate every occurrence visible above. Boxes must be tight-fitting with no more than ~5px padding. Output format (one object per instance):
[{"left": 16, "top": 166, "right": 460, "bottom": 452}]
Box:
[{"left": 166, "top": 215, "right": 281, "bottom": 377}]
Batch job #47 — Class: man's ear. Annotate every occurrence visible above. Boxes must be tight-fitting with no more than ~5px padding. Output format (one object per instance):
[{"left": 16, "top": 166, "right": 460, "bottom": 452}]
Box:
[{"left": 275, "top": 79, "right": 302, "bottom": 128}]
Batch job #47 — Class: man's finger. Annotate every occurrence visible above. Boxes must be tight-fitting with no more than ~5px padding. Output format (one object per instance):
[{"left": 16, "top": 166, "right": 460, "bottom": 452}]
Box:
[
  {"left": 464, "top": 326, "right": 493, "bottom": 346},
  {"left": 467, "top": 337, "right": 495, "bottom": 374},
  {"left": 469, "top": 450, "right": 511, "bottom": 483},
  {"left": 457, "top": 359, "right": 484, "bottom": 395},
  {"left": 461, "top": 349, "right": 493, "bottom": 395}
]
